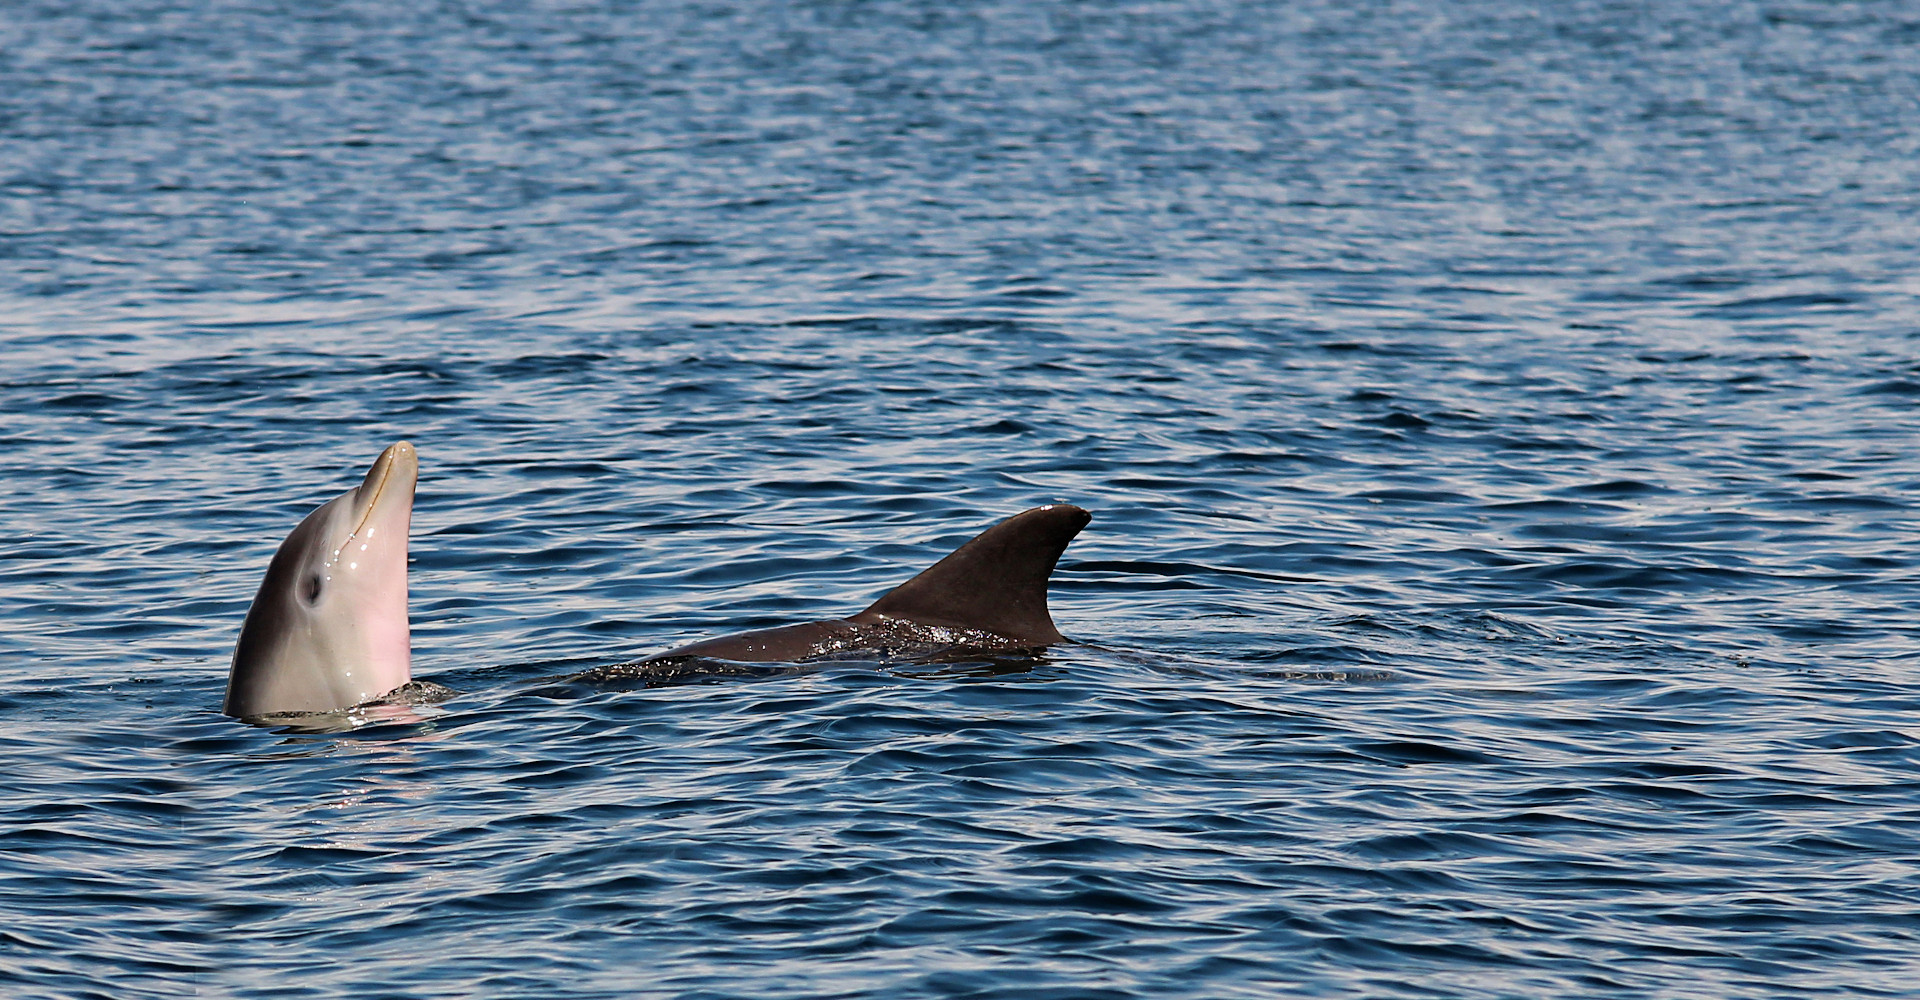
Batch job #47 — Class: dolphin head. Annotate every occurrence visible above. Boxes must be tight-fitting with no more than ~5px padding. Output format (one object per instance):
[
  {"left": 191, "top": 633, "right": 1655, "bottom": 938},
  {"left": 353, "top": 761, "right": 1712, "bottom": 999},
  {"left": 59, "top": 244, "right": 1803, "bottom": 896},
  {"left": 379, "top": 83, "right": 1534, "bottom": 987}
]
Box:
[{"left": 223, "top": 441, "right": 418, "bottom": 719}]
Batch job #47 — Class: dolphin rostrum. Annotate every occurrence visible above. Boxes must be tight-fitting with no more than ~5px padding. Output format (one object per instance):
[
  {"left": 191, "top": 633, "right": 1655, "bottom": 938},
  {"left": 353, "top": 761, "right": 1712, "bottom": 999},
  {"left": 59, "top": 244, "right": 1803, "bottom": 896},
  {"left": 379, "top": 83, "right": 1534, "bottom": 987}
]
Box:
[
  {"left": 223, "top": 442, "right": 418, "bottom": 719},
  {"left": 611, "top": 504, "right": 1092, "bottom": 670}
]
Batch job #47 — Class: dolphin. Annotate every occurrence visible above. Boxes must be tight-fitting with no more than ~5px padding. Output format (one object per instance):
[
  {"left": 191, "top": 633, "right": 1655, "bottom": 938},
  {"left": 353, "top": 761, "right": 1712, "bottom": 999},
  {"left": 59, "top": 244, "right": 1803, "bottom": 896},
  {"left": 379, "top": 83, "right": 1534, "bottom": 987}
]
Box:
[
  {"left": 595, "top": 504, "right": 1091, "bottom": 674},
  {"left": 223, "top": 442, "right": 418, "bottom": 719}
]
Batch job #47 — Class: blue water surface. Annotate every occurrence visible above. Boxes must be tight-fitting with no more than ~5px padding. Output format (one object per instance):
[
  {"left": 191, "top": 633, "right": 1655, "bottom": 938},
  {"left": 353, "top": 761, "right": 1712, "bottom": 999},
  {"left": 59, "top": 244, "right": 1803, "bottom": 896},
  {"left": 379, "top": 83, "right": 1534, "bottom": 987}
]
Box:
[{"left": 4, "top": 1, "right": 1920, "bottom": 997}]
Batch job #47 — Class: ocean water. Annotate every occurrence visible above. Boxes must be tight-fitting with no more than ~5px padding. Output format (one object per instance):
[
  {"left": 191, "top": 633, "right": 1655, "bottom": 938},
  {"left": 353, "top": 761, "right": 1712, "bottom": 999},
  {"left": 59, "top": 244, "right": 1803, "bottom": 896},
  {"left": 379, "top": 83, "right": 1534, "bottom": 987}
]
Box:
[{"left": 5, "top": 0, "right": 1920, "bottom": 996}]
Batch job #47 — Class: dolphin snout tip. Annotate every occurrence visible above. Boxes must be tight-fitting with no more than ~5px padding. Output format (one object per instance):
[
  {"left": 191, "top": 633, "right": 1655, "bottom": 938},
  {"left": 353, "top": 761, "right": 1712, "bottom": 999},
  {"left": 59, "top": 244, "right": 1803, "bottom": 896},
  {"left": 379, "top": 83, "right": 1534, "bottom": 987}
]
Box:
[
  {"left": 378, "top": 441, "right": 419, "bottom": 480},
  {"left": 356, "top": 441, "right": 419, "bottom": 507}
]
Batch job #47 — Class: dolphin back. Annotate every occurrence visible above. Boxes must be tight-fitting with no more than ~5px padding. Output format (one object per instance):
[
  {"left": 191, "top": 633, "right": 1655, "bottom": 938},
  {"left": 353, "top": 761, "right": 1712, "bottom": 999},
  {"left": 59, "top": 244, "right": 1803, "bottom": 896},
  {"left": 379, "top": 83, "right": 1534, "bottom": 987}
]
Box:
[{"left": 629, "top": 503, "right": 1092, "bottom": 667}]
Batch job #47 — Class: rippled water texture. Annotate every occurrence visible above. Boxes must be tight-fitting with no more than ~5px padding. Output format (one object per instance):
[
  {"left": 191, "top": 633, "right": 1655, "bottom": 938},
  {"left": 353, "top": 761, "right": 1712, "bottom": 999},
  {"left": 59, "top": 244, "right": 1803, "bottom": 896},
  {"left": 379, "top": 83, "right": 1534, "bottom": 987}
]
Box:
[{"left": 5, "top": 1, "right": 1920, "bottom": 997}]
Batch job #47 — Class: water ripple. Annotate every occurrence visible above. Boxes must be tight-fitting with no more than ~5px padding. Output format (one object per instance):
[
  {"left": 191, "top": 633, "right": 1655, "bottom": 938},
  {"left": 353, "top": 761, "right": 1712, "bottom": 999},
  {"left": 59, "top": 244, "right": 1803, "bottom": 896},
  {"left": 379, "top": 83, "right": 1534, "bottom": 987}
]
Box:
[{"left": 5, "top": 0, "right": 1920, "bottom": 997}]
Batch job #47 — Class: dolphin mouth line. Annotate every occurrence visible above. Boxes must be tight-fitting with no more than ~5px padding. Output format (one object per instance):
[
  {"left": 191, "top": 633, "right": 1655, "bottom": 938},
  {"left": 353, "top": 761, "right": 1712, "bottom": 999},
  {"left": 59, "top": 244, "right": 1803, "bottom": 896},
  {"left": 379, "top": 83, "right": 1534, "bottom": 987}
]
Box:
[{"left": 339, "top": 445, "right": 410, "bottom": 557}]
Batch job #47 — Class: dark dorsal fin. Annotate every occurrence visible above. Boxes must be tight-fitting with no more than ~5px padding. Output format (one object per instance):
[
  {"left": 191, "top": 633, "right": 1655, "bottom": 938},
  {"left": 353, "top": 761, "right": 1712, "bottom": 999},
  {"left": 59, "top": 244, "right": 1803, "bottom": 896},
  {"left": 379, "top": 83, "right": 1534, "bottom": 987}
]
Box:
[{"left": 849, "top": 504, "right": 1090, "bottom": 643}]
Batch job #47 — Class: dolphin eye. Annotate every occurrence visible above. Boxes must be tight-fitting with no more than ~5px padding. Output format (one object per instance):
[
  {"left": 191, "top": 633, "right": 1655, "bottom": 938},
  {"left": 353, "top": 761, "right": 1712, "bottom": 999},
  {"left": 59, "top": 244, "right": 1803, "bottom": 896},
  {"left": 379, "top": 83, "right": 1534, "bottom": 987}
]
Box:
[{"left": 303, "top": 574, "right": 324, "bottom": 604}]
